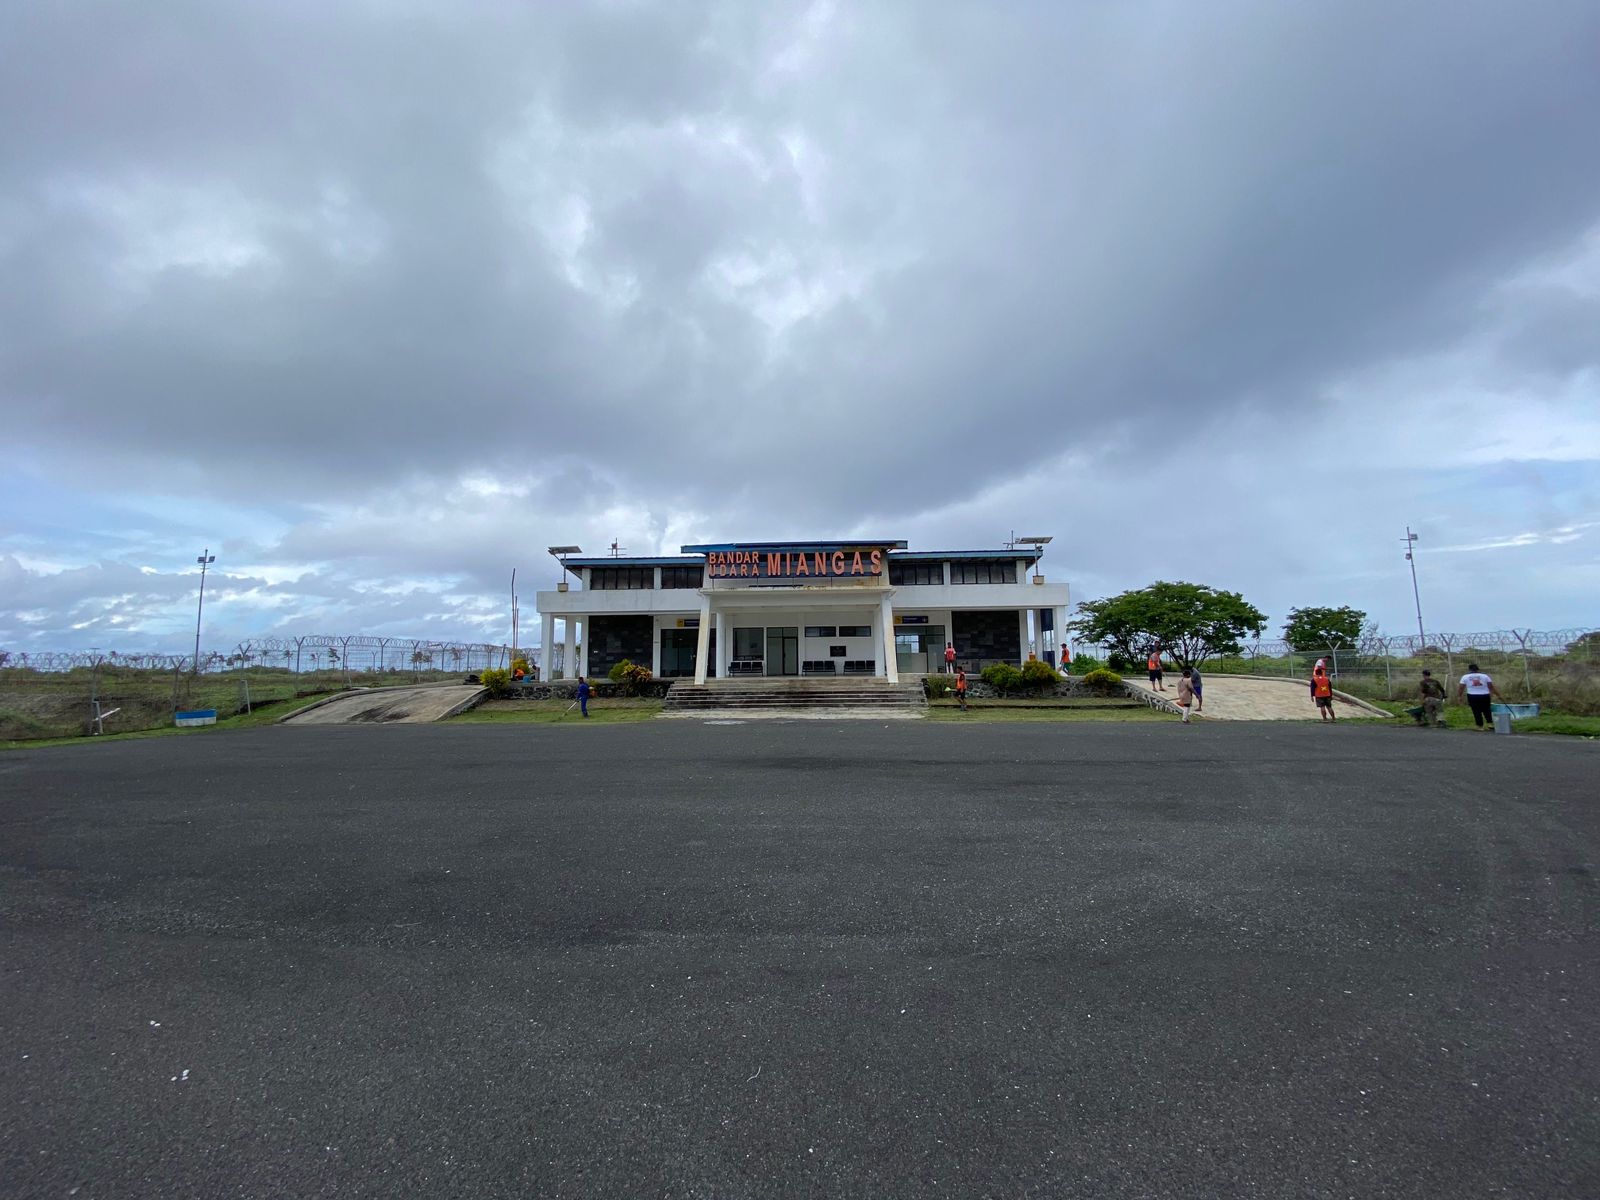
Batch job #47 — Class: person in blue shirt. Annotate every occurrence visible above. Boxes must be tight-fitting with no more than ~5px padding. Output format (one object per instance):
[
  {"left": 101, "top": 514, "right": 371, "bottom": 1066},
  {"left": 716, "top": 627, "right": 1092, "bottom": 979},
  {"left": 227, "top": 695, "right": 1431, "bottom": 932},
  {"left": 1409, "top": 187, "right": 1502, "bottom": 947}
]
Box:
[{"left": 575, "top": 675, "right": 590, "bottom": 718}]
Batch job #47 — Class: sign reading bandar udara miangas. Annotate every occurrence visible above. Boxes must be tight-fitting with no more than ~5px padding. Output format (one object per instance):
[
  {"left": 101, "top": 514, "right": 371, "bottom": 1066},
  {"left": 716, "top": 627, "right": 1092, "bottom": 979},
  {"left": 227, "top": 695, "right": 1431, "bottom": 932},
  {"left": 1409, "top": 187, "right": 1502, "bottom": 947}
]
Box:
[{"left": 706, "top": 546, "right": 886, "bottom": 581}]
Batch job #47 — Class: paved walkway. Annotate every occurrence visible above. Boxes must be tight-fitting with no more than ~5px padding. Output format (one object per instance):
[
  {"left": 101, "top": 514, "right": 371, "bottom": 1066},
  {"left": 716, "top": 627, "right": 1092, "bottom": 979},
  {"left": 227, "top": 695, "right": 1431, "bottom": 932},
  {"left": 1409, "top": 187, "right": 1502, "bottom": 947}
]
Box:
[
  {"left": 1123, "top": 673, "right": 1392, "bottom": 721},
  {"left": 282, "top": 684, "right": 486, "bottom": 725}
]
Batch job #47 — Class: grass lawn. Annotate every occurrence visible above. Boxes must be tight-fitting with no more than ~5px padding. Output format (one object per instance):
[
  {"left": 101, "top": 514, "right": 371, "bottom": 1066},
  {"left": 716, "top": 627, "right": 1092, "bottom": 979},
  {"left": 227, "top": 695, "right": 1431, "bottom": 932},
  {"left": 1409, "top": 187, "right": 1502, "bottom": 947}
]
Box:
[
  {"left": 927, "top": 699, "right": 1169, "bottom": 722},
  {"left": 1368, "top": 699, "right": 1600, "bottom": 737},
  {"left": 451, "top": 698, "right": 664, "bottom": 725},
  {"left": 0, "top": 692, "right": 335, "bottom": 751}
]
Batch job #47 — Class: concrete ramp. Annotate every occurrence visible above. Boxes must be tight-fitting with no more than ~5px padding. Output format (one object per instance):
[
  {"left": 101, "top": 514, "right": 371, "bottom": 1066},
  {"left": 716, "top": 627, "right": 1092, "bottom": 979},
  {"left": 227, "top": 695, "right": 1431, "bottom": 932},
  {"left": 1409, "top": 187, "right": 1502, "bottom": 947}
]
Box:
[
  {"left": 1122, "top": 673, "right": 1392, "bottom": 721},
  {"left": 282, "top": 684, "right": 487, "bottom": 725}
]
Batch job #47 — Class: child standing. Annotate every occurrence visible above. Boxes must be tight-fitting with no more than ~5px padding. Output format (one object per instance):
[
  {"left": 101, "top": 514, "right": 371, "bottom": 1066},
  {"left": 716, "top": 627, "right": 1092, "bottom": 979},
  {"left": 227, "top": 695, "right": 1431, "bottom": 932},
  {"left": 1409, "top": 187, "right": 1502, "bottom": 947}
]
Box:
[{"left": 1175, "top": 668, "right": 1195, "bottom": 723}]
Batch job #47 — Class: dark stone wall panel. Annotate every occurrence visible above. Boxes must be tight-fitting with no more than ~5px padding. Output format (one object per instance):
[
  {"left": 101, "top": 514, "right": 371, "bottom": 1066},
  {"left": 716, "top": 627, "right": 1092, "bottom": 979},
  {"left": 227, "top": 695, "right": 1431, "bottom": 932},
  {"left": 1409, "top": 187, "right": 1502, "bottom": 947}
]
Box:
[
  {"left": 952, "top": 611, "right": 1021, "bottom": 664},
  {"left": 587, "top": 615, "right": 653, "bottom": 678}
]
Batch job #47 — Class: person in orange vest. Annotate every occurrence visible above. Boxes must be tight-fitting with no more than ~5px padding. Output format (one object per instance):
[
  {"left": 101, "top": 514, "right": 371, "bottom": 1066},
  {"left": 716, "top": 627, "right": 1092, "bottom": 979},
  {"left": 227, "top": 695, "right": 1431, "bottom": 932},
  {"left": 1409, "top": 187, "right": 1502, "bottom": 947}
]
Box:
[
  {"left": 955, "top": 668, "right": 968, "bottom": 712},
  {"left": 1146, "top": 647, "right": 1165, "bottom": 691},
  {"left": 1311, "top": 665, "right": 1336, "bottom": 722}
]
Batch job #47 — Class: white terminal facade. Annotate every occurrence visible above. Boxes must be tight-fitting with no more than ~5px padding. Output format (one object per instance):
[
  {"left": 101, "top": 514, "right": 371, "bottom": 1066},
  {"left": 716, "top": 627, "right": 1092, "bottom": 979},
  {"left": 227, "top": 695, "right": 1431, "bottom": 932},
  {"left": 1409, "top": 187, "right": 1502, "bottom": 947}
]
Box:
[{"left": 536, "top": 539, "right": 1071, "bottom": 684}]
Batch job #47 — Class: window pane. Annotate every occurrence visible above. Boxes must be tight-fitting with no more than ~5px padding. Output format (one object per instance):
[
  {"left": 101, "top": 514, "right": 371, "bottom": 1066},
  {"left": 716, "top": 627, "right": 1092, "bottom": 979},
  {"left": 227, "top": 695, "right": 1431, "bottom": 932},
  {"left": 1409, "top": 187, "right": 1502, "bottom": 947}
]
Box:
[
  {"left": 838, "top": 625, "right": 871, "bottom": 638},
  {"left": 662, "top": 566, "right": 701, "bottom": 589},
  {"left": 804, "top": 626, "right": 837, "bottom": 638}
]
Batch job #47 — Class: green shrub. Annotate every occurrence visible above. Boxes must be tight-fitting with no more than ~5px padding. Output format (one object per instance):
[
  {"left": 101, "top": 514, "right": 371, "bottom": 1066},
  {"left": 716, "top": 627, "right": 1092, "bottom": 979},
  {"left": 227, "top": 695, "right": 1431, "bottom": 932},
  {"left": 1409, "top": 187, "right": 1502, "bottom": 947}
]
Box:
[
  {"left": 981, "top": 662, "right": 1024, "bottom": 695},
  {"left": 1020, "top": 660, "right": 1061, "bottom": 691},
  {"left": 608, "top": 659, "right": 654, "bottom": 696},
  {"left": 1081, "top": 667, "right": 1124, "bottom": 695},
  {"left": 924, "top": 674, "right": 954, "bottom": 698},
  {"left": 480, "top": 667, "right": 511, "bottom": 698},
  {"left": 511, "top": 655, "right": 531, "bottom": 677},
  {"left": 1066, "top": 652, "right": 1103, "bottom": 673}
]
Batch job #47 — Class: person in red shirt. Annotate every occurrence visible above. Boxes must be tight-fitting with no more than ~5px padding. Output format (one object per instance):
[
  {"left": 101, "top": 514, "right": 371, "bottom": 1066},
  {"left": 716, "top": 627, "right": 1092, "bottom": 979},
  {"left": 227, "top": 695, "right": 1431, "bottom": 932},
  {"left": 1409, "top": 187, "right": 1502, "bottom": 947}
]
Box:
[
  {"left": 1311, "top": 666, "right": 1335, "bottom": 722},
  {"left": 944, "top": 642, "right": 957, "bottom": 674},
  {"left": 1146, "top": 648, "right": 1165, "bottom": 691}
]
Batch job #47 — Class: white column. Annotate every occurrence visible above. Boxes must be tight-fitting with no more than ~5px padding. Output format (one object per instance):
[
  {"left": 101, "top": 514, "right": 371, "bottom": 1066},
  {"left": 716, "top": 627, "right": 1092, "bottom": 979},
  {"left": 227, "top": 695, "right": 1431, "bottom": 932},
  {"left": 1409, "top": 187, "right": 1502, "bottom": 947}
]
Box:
[
  {"left": 540, "top": 612, "right": 555, "bottom": 680},
  {"left": 715, "top": 610, "right": 729, "bottom": 679},
  {"left": 1018, "top": 610, "right": 1030, "bottom": 666},
  {"left": 872, "top": 605, "right": 886, "bottom": 678},
  {"left": 880, "top": 593, "right": 899, "bottom": 683},
  {"left": 577, "top": 618, "right": 589, "bottom": 679},
  {"left": 650, "top": 617, "right": 662, "bottom": 677},
  {"left": 693, "top": 597, "right": 712, "bottom": 684},
  {"left": 563, "top": 617, "right": 577, "bottom": 682}
]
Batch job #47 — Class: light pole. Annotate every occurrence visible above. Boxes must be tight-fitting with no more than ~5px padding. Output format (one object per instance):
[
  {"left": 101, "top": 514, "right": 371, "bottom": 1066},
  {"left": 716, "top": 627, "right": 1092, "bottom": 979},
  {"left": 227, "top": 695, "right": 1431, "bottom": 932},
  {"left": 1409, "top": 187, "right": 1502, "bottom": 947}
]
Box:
[
  {"left": 193, "top": 549, "right": 215, "bottom": 674},
  {"left": 1402, "top": 527, "right": 1426, "bottom": 648}
]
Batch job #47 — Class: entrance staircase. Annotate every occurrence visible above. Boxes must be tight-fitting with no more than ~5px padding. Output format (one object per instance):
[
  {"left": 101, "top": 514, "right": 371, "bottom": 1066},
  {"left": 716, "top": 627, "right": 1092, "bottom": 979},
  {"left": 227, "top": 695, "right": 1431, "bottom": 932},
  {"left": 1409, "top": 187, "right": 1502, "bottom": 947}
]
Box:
[{"left": 662, "top": 676, "right": 927, "bottom": 719}]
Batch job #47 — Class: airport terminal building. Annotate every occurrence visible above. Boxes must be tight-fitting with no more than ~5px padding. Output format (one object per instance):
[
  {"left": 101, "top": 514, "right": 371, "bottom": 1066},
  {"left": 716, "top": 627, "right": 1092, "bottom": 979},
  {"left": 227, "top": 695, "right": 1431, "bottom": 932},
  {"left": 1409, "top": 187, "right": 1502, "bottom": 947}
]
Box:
[{"left": 536, "top": 540, "right": 1071, "bottom": 684}]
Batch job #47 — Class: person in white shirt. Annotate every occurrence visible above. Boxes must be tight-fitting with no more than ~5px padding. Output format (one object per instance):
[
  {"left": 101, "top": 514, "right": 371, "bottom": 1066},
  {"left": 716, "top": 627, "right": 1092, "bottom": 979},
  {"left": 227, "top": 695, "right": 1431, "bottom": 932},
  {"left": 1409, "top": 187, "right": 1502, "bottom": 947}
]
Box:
[{"left": 1455, "top": 662, "right": 1503, "bottom": 729}]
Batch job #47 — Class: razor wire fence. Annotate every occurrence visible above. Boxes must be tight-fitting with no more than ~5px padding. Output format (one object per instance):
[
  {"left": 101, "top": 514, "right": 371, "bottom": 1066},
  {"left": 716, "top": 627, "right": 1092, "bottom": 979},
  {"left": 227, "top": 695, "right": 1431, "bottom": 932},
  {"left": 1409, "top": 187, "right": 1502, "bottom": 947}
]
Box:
[
  {"left": 1077, "top": 627, "right": 1600, "bottom": 710},
  {"left": 0, "top": 634, "right": 562, "bottom": 741}
]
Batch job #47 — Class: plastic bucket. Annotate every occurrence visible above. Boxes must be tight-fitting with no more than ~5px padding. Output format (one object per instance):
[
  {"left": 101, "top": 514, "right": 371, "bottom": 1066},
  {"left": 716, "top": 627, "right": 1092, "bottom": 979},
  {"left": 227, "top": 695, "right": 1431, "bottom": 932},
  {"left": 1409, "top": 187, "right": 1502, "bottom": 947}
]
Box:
[{"left": 1492, "top": 711, "right": 1513, "bottom": 736}]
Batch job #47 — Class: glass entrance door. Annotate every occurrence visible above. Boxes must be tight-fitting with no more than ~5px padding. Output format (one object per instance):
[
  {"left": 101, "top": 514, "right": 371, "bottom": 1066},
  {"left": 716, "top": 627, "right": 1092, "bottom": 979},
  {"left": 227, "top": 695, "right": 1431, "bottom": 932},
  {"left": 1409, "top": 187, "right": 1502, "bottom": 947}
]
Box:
[
  {"left": 766, "top": 626, "right": 799, "bottom": 676},
  {"left": 660, "top": 627, "right": 716, "bottom": 677},
  {"left": 660, "top": 628, "right": 696, "bottom": 677},
  {"left": 895, "top": 624, "right": 946, "bottom": 674}
]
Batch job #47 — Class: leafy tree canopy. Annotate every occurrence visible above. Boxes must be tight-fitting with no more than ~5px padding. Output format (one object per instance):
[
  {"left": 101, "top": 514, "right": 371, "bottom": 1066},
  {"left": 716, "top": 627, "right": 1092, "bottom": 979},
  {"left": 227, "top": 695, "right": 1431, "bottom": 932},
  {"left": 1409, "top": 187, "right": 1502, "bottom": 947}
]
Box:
[
  {"left": 1067, "top": 581, "right": 1267, "bottom": 668},
  {"left": 1282, "top": 605, "right": 1367, "bottom": 650}
]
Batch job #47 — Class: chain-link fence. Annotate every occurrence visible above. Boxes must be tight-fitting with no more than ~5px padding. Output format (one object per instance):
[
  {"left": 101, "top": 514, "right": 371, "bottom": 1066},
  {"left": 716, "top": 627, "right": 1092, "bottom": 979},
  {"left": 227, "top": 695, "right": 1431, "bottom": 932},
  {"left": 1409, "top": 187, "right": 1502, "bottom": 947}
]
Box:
[
  {"left": 1080, "top": 628, "right": 1600, "bottom": 713},
  {"left": 0, "top": 634, "right": 542, "bottom": 741}
]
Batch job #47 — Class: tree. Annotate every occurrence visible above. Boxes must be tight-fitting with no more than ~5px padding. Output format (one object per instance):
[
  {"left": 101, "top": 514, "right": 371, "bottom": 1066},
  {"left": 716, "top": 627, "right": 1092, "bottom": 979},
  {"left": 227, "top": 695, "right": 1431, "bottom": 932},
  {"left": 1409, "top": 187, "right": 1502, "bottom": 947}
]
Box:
[
  {"left": 1564, "top": 631, "right": 1600, "bottom": 657},
  {"left": 1067, "top": 581, "right": 1267, "bottom": 668},
  {"left": 1282, "top": 606, "right": 1366, "bottom": 650}
]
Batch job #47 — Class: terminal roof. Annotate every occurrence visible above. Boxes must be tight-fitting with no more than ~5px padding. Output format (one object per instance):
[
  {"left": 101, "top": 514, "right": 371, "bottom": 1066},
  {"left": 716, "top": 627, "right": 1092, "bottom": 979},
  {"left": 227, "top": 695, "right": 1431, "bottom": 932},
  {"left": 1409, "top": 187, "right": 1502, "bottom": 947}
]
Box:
[
  {"left": 892, "top": 548, "right": 1043, "bottom": 562},
  {"left": 680, "top": 540, "right": 910, "bottom": 553},
  {"left": 559, "top": 555, "right": 702, "bottom": 572},
  {"left": 559, "top": 545, "right": 1043, "bottom": 574}
]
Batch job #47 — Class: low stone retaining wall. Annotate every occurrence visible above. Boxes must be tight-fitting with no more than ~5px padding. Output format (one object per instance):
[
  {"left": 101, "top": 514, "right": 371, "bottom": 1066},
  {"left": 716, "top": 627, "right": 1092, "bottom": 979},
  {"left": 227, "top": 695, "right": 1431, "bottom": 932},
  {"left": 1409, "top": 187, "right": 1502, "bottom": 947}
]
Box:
[
  {"left": 493, "top": 678, "right": 672, "bottom": 700},
  {"left": 924, "top": 676, "right": 1130, "bottom": 701}
]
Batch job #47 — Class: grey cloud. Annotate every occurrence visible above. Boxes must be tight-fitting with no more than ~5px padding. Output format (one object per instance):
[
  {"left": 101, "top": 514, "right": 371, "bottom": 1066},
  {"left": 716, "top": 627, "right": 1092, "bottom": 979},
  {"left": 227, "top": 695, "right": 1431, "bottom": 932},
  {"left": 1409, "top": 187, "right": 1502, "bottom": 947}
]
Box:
[{"left": 4, "top": 1, "right": 1599, "bottom": 647}]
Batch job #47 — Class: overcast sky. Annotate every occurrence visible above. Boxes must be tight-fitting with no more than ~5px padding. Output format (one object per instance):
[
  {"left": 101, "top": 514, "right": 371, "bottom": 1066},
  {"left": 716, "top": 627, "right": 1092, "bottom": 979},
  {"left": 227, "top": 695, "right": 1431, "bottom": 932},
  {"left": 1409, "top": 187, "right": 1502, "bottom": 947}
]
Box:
[{"left": 3, "top": 0, "right": 1597, "bottom": 654}]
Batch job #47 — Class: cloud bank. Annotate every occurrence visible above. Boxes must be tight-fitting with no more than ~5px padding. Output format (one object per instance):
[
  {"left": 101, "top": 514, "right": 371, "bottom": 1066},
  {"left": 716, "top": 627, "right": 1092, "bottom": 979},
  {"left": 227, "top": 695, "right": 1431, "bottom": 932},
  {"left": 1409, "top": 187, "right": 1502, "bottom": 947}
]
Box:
[{"left": 3, "top": 1, "right": 1597, "bottom": 651}]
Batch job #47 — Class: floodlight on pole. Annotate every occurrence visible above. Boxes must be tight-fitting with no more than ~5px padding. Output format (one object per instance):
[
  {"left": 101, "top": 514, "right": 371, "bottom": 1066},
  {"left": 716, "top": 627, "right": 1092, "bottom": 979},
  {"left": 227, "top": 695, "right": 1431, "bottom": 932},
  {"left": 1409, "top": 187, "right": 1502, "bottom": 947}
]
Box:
[
  {"left": 1402, "top": 527, "right": 1426, "bottom": 647},
  {"left": 193, "top": 549, "right": 216, "bottom": 674}
]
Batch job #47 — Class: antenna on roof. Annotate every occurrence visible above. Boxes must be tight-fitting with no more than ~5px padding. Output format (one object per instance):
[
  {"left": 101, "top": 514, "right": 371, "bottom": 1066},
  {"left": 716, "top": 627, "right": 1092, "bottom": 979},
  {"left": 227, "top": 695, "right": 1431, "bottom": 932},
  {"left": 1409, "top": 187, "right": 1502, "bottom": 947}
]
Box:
[{"left": 607, "top": 539, "right": 627, "bottom": 558}]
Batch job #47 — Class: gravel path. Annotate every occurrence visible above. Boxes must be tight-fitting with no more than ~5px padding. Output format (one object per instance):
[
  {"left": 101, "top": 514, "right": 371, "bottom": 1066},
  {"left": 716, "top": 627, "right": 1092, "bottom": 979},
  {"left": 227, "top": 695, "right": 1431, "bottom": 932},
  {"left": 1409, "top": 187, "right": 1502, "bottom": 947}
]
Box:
[{"left": 1124, "top": 672, "right": 1392, "bottom": 720}]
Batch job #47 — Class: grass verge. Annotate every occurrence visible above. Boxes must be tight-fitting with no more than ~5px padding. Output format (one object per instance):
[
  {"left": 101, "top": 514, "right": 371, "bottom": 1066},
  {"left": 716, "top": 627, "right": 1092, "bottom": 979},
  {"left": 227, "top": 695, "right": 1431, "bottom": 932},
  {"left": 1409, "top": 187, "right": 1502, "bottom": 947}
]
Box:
[
  {"left": 0, "top": 692, "right": 336, "bottom": 751},
  {"left": 450, "top": 698, "right": 664, "bottom": 725},
  {"left": 1367, "top": 699, "right": 1600, "bottom": 737},
  {"left": 927, "top": 699, "right": 1168, "bottom": 722}
]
